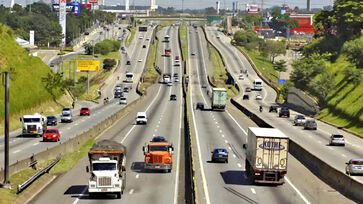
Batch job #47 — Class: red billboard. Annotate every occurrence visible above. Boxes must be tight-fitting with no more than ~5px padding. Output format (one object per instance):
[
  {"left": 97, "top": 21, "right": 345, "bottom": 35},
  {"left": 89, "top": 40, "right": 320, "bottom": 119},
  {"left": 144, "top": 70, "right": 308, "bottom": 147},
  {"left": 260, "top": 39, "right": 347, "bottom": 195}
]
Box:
[
  {"left": 88, "top": 0, "right": 98, "bottom": 3},
  {"left": 81, "top": 4, "right": 92, "bottom": 10}
]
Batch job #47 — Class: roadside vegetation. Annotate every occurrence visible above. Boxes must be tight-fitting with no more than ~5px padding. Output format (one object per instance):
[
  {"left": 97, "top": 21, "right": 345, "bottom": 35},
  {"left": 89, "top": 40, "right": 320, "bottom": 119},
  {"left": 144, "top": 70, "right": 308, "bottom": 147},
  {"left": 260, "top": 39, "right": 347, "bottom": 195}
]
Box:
[
  {"left": 179, "top": 24, "right": 188, "bottom": 60},
  {"left": 126, "top": 27, "right": 136, "bottom": 47},
  {"left": 0, "top": 139, "right": 95, "bottom": 204},
  {"left": 138, "top": 36, "right": 159, "bottom": 93},
  {"left": 0, "top": 25, "right": 73, "bottom": 134},
  {"left": 208, "top": 43, "right": 238, "bottom": 98}
]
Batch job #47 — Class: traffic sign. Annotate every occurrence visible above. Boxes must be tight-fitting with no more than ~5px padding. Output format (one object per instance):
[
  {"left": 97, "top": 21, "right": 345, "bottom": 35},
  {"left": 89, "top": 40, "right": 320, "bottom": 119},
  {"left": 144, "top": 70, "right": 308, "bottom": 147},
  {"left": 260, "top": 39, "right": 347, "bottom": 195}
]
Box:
[{"left": 278, "top": 79, "right": 286, "bottom": 84}]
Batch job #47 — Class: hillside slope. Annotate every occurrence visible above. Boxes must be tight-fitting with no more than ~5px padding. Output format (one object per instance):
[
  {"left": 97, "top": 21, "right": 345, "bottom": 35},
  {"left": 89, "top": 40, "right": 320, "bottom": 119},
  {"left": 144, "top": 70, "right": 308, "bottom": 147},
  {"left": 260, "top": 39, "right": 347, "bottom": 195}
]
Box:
[{"left": 0, "top": 25, "right": 67, "bottom": 127}]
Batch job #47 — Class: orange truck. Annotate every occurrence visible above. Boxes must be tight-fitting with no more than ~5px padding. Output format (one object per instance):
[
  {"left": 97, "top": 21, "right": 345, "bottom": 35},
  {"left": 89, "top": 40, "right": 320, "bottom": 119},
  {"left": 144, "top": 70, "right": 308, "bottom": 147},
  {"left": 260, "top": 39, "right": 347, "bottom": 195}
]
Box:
[{"left": 143, "top": 137, "right": 174, "bottom": 172}]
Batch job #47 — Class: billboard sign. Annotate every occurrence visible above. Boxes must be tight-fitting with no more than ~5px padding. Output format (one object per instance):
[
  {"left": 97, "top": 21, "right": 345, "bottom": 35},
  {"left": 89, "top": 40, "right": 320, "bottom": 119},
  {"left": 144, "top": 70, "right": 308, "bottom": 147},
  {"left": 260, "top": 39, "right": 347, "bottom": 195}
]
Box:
[
  {"left": 81, "top": 3, "right": 92, "bottom": 10},
  {"left": 52, "top": 2, "right": 80, "bottom": 14},
  {"left": 278, "top": 79, "right": 286, "bottom": 84},
  {"left": 88, "top": 0, "right": 99, "bottom": 3},
  {"left": 77, "top": 59, "right": 101, "bottom": 72},
  {"left": 247, "top": 4, "right": 259, "bottom": 14}
]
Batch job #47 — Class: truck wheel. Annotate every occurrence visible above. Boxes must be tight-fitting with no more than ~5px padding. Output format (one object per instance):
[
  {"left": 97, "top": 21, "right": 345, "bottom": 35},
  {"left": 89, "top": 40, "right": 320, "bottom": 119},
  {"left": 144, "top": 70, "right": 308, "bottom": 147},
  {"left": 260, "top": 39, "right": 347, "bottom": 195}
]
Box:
[
  {"left": 225, "top": 159, "right": 228, "bottom": 163},
  {"left": 116, "top": 192, "right": 121, "bottom": 199},
  {"left": 168, "top": 169, "right": 171, "bottom": 173}
]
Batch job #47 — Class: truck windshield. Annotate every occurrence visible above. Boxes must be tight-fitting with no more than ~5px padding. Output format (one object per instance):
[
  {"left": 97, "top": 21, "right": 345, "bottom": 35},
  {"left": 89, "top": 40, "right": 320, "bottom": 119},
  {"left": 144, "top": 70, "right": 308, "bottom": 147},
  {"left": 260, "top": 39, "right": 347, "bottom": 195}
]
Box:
[
  {"left": 24, "top": 118, "right": 41, "bottom": 123},
  {"left": 93, "top": 163, "right": 116, "bottom": 171},
  {"left": 149, "top": 145, "right": 168, "bottom": 151}
]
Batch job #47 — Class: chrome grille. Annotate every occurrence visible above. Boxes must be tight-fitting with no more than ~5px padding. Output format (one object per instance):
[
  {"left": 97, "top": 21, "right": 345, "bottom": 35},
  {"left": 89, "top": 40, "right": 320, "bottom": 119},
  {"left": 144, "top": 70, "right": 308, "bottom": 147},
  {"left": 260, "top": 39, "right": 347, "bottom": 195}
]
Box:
[
  {"left": 153, "top": 155, "right": 163, "bottom": 163},
  {"left": 27, "top": 125, "right": 36, "bottom": 131},
  {"left": 97, "top": 177, "right": 112, "bottom": 187}
]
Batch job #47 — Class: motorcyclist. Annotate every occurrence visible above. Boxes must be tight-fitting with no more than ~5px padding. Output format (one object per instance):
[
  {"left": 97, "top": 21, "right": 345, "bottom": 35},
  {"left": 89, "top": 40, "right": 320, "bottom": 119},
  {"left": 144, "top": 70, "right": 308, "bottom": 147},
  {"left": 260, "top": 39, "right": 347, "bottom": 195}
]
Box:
[{"left": 259, "top": 105, "right": 263, "bottom": 112}]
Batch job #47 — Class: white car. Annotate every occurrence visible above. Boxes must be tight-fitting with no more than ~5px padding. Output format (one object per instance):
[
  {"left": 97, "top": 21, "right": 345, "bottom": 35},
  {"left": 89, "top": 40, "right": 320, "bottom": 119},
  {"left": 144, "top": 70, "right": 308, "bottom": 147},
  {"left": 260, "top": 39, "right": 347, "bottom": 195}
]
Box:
[
  {"left": 255, "top": 94, "right": 262, "bottom": 100},
  {"left": 138, "top": 59, "right": 142, "bottom": 62},
  {"left": 239, "top": 74, "right": 244, "bottom": 80},
  {"left": 167, "top": 81, "right": 173, "bottom": 86},
  {"left": 346, "top": 159, "right": 363, "bottom": 175},
  {"left": 329, "top": 134, "right": 345, "bottom": 146},
  {"left": 119, "top": 97, "right": 127, "bottom": 105},
  {"left": 139, "top": 35, "right": 143, "bottom": 39},
  {"left": 136, "top": 112, "right": 147, "bottom": 124}
]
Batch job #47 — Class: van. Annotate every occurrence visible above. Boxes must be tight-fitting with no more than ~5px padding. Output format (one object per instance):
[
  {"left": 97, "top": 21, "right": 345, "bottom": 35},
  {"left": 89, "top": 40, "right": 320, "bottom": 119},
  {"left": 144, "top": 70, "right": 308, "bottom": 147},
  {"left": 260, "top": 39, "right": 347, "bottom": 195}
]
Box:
[
  {"left": 253, "top": 79, "right": 263, "bottom": 91},
  {"left": 136, "top": 112, "right": 147, "bottom": 124},
  {"left": 125, "top": 72, "right": 134, "bottom": 83}
]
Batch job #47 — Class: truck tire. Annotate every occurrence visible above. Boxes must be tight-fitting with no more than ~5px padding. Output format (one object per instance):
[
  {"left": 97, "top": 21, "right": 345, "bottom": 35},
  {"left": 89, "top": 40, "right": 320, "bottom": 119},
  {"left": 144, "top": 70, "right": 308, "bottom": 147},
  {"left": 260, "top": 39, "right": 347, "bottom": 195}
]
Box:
[
  {"left": 116, "top": 192, "right": 121, "bottom": 199},
  {"left": 168, "top": 169, "right": 171, "bottom": 173}
]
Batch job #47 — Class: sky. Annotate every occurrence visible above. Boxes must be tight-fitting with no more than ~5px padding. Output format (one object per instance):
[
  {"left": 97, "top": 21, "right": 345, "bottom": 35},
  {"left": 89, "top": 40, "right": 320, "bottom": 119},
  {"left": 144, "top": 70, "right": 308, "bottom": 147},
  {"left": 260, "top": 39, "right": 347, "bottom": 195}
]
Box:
[{"left": 2, "top": 0, "right": 333, "bottom": 10}]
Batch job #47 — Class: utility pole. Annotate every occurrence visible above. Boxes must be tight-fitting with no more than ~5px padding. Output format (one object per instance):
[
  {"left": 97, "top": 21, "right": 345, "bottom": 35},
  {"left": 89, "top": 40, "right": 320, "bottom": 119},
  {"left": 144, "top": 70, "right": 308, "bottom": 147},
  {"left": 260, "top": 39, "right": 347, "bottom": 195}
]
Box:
[{"left": 1, "top": 72, "right": 11, "bottom": 188}]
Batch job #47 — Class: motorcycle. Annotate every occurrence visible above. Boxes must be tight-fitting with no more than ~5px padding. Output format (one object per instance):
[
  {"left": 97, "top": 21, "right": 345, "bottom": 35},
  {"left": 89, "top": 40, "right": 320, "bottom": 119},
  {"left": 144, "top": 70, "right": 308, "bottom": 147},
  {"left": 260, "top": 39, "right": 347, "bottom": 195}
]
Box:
[{"left": 259, "top": 105, "right": 263, "bottom": 112}]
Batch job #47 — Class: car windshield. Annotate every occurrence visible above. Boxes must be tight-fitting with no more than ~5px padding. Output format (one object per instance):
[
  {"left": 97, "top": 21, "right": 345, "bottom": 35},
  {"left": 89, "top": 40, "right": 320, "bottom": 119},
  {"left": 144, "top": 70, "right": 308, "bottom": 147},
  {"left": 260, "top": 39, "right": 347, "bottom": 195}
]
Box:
[
  {"left": 138, "top": 116, "right": 145, "bottom": 119},
  {"left": 47, "top": 116, "right": 55, "bottom": 120},
  {"left": 352, "top": 161, "right": 363, "bottom": 165},
  {"left": 45, "top": 130, "right": 57, "bottom": 133},
  {"left": 81, "top": 108, "right": 88, "bottom": 110},
  {"left": 215, "top": 149, "right": 226, "bottom": 153},
  {"left": 296, "top": 115, "right": 305, "bottom": 119},
  {"left": 333, "top": 135, "right": 344, "bottom": 138},
  {"left": 149, "top": 145, "right": 168, "bottom": 151},
  {"left": 62, "top": 114, "right": 70, "bottom": 117},
  {"left": 24, "top": 118, "right": 41, "bottom": 123},
  {"left": 63, "top": 108, "right": 70, "bottom": 111},
  {"left": 93, "top": 163, "right": 116, "bottom": 171}
]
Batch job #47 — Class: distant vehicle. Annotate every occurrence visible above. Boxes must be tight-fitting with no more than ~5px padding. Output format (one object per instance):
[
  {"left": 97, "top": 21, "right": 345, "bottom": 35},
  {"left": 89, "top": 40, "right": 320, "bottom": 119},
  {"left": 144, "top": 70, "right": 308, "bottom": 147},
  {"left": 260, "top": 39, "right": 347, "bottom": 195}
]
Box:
[
  {"left": 117, "top": 37, "right": 122, "bottom": 41},
  {"left": 167, "top": 81, "right": 173, "bottom": 86},
  {"left": 136, "top": 112, "right": 147, "bottom": 124},
  {"left": 216, "top": 35, "right": 220, "bottom": 39},
  {"left": 175, "top": 56, "right": 179, "bottom": 60},
  {"left": 239, "top": 74, "right": 244, "bottom": 80},
  {"left": 139, "top": 26, "right": 147, "bottom": 32},
  {"left": 80, "top": 107, "right": 90, "bottom": 116},
  {"left": 243, "top": 94, "right": 249, "bottom": 100},
  {"left": 173, "top": 73, "right": 178, "bottom": 77},
  {"left": 146, "top": 38, "right": 150, "bottom": 41},
  {"left": 61, "top": 113, "right": 73, "bottom": 123},
  {"left": 21, "top": 113, "right": 47, "bottom": 137},
  {"left": 191, "top": 52, "right": 196, "bottom": 56},
  {"left": 46, "top": 116, "right": 57, "bottom": 126},
  {"left": 279, "top": 107, "right": 290, "bottom": 118},
  {"left": 114, "top": 91, "right": 123, "bottom": 98},
  {"left": 62, "top": 107, "right": 71, "bottom": 115},
  {"left": 139, "top": 35, "right": 143, "bottom": 39},
  {"left": 115, "top": 84, "right": 122, "bottom": 92},
  {"left": 345, "top": 159, "right": 363, "bottom": 175},
  {"left": 211, "top": 148, "right": 228, "bottom": 163},
  {"left": 142, "top": 138, "right": 174, "bottom": 172},
  {"left": 119, "top": 97, "right": 127, "bottom": 105},
  {"left": 293, "top": 115, "right": 306, "bottom": 126},
  {"left": 170, "top": 94, "right": 177, "bottom": 101},
  {"left": 138, "top": 59, "right": 142, "bottom": 62},
  {"left": 123, "top": 87, "right": 130, "bottom": 92},
  {"left": 87, "top": 140, "right": 126, "bottom": 199},
  {"left": 165, "top": 48, "right": 171, "bottom": 57},
  {"left": 125, "top": 72, "right": 134, "bottom": 83},
  {"left": 201, "top": 84, "right": 207, "bottom": 88},
  {"left": 175, "top": 77, "right": 179, "bottom": 82},
  {"left": 245, "top": 127, "right": 289, "bottom": 184},
  {"left": 50, "top": 62, "right": 55, "bottom": 67},
  {"left": 151, "top": 136, "right": 167, "bottom": 142},
  {"left": 269, "top": 105, "right": 278, "bottom": 113},
  {"left": 85, "top": 32, "right": 89, "bottom": 35},
  {"left": 43, "top": 128, "right": 60, "bottom": 142},
  {"left": 245, "top": 87, "right": 251, "bottom": 92},
  {"left": 121, "top": 47, "right": 125, "bottom": 51},
  {"left": 255, "top": 94, "right": 262, "bottom": 100},
  {"left": 304, "top": 119, "right": 317, "bottom": 130},
  {"left": 253, "top": 79, "right": 263, "bottom": 91},
  {"left": 329, "top": 134, "right": 345, "bottom": 146},
  {"left": 196, "top": 102, "right": 204, "bottom": 110},
  {"left": 211, "top": 88, "right": 227, "bottom": 111},
  {"left": 126, "top": 60, "right": 131, "bottom": 65},
  {"left": 163, "top": 74, "right": 171, "bottom": 83},
  {"left": 164, "top": 35, "right": 170, "bottom": 42},
  {"left": 142, "top": 45, "right": 147, "bottom": 48}
]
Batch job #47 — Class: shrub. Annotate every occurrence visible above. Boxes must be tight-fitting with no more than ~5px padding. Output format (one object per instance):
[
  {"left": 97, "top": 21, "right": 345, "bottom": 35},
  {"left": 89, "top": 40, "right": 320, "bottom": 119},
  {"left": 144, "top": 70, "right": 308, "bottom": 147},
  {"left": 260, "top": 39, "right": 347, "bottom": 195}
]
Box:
[{"left": 103, "top": 59, "right": 116, "bottom": 70}]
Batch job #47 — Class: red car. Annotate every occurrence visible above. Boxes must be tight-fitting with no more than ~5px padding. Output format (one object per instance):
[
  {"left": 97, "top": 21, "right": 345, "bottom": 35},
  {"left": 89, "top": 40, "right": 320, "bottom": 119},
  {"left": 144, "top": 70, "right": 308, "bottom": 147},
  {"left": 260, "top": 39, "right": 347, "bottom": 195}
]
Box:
[
  {"left": 80, "top": 107, "right": 90, "bottom": 116},
  {"left": 43, "top": 128, "right": 60, "bottom": 142}
]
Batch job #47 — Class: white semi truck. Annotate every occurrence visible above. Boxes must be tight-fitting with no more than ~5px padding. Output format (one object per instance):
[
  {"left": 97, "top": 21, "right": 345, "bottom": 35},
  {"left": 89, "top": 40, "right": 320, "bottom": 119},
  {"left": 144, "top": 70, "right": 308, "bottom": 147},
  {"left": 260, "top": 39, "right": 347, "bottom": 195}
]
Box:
[
  {"left": 20, "top": 113, "right": 47, "bottom": 137},
  {"left": 211, "top": 88, "right": 227, "bottom": 111},
  {"left": 87, "top": 140, "right": 127, "bottom": 199},
  {"left": 245, "top": 127, "right": 289, "bottom": 185}
]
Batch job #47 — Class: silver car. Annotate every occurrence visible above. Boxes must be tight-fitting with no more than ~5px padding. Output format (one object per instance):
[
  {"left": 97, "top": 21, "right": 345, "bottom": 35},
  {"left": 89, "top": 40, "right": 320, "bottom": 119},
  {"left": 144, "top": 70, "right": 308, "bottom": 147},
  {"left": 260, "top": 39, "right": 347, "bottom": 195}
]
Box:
[
  {"left": 61, "top": 113, "right": 73, "bottom": 123},
  {"left": 293, "top": 114, "right": 306, "bottom": 126},
  {"left": 119, "top": 97, "right": 127, "bottom": 104},
  {"left": 346, "top": 159, "right": 363, "bottom": 175},
  {"left": 329, "top": 134, "right": 345, "bottom": 146}
]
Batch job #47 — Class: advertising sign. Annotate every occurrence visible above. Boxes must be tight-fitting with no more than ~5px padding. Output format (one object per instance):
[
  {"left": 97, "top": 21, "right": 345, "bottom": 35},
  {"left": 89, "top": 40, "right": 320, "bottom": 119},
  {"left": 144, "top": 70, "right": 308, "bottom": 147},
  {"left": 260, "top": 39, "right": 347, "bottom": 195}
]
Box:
[
  {"left": 81, "top": 3, "right": 92, "bottom": 10},
  {"left": 247, "top": 4, "right": 259, "bottom": 14},
  {"left": 59, "top": 0, "right": 66, "bottom": 46},
  {"left": 278, "top": 79, "right": 286, "bottom": 84},
  {"left": 88, "top": 0, "right": 99, "bottom": 3},
  {"left": 77, "top": 59, "right": 100, "bottom": 72},
  {"left": 52, "top": 2, "right": 80, "bottom": 14},
  {"left": 29, "top": 30, "right": 34, "bottom": 46}
]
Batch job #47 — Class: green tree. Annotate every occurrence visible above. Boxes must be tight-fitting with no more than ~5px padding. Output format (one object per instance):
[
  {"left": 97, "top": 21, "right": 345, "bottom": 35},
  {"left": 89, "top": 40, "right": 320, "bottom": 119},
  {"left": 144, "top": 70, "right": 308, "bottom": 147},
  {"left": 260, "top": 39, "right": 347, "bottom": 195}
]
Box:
[
  {"left": 260, "top": 40, "right": 286, "bottom": 62},
  {"left": 268, "top": 9, "right": 299, "bottom": 35},
  {"left": 83, "top": 42, "right": 94, "bottom": 55},
  {"left": 342, "top": 36, "right": 363, "bottom": 68},
  {"left": 343, "top": 66, "right": 362, "bottom": 85},
  {"left": 42, "top": 72, "right": 66, "bottom": 98},
  {"left": 103, "top": 59, "right": 116, "bottom": 70},
  {"left": 273, "top": 60, "right": 287, "bottom": 77}
]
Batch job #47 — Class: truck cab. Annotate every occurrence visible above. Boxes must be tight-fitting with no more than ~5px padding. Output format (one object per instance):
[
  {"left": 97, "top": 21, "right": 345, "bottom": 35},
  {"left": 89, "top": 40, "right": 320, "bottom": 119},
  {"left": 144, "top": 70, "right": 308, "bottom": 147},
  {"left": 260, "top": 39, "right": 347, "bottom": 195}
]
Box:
[
  {"left": 20, "top": 113, "right": 47, "bottom": 137},
  {"left": 253, "top": 79, "right": 263, "bottom": 91},
  {"left": 143, "top": 141, "right": 174, "bottom": 172}
]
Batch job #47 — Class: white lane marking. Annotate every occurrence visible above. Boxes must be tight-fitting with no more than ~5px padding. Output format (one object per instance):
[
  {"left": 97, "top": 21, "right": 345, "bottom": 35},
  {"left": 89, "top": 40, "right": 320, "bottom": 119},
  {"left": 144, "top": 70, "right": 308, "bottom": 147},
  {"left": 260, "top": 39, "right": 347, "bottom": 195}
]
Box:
[
  {"left": 217, "top": 125, "right": 220, "bottom": 128},
  {"left": 228, "top": 147, "right": 231, "bottom": 150},
  {"left": 154, "top": 129, "right": 158, "bottom": 132},
  {"left": 285, "top": 177, "right": 311, "bottom": 204},
  {"left": 74, "top": 123, "right": 79, "bottom": 126},
  {"left": 33, "top": 142, "right": 39, "bottom": 146},
  {"left": 67, "top": 127, "right": 71, "bottom": 130},
  {"left": 215, "top": 121, "right": 218, "bottom": 124},
  {"left": 219, "top": 130, "right": 222, "bottom": 133},
  {"left": 13, "top": 150, "right": 21, "bottom": 154},
  {"left": 129, "top": 189, "right": 134, "bottom": 194},
  {"left": 328, "top": 147, "right": 333, "bottom": 150},
  {"left": 188, "top": 28, "right": 211, "bottom": 204},
  {"left": 136, "top": 174, "right": 139, "bottom": 179},
  {"left": 251, "top": 188, "right": 256, "bottom": 194},
  {"left": 72, "top": 186, "right": 88, "bottom": 204},
  {"left": 233, "top": 154, "right": 236, "bottom": 158},
  {"left": 342, "top": 154, "right": 347, "bottom": 158},
  {"left": 224, "top": 140, "right": 228, "bottom": 143},
  {"left": 226, "top": 110, "right": 248, "bottom": 136},
  {"left": 237, "top": 163, "right": 242, "bottom": 168},
  {"left": 221, "top": 134, "right": 225, "bottom": 137}
]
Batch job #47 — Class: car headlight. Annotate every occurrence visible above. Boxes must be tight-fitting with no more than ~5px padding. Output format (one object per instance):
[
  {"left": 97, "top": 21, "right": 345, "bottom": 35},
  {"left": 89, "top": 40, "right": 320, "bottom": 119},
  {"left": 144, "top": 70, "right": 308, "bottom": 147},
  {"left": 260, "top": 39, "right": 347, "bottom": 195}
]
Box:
[{"left": 52, "top": 135, "right": 57, "bottom": 137}]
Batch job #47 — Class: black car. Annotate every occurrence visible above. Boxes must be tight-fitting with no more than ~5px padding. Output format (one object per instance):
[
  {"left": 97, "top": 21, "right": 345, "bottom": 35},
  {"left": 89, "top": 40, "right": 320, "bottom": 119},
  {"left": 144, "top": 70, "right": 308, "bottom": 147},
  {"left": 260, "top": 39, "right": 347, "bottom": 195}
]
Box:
[
  {"left": 243, "top": 94, "right": 249, "bottom": 100},
  {"left": 142, "top": 45, "right": 147, "bottom": 48},
  {"left": 46, "top": 116, "right": 57, "bottom": 126},
  {"left": 279, "top": 107, "right": 290, "bottom": 117},
  {"left": 114, "top": 91, "right": 123, "bottom": 98},
  {"left": 126, "top": 60, "right": 131, "bottom": 65},
  {"left": 123, "top": 87, "right": 130, "bottom": 92},
  {"left": 84, "top": 32, "right": 89, "bottom": 35},
  {"left": 196, "top": 102, "right": 204, "bottom": 110},
  {"left": 269, "top": 105, "right": 279, "bottom": 113},
  {"left": 151, "top": 136, "right": 167, "bottom": 142},
  {"left": 170, "top": 94, "right": 177, "bottom": 101}
]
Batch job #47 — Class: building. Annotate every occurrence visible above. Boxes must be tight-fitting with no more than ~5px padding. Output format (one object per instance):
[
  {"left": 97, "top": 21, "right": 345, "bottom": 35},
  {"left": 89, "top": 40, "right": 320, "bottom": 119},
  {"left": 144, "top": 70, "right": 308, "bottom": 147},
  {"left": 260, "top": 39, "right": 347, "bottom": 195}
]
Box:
[
  {"left": 290, "top": 14, "right": 314, "bottom": 34},
  {"left": 216, "top": 1, "right": 220, "bottom": 14}
]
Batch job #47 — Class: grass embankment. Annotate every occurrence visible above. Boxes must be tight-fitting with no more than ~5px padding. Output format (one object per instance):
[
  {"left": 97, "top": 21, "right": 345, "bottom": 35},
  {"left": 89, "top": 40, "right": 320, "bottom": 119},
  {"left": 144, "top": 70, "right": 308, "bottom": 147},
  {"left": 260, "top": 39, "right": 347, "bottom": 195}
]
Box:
[
  {"left": 0, "top": 25, "right": 72, "bottom": 134},
  {"left": 179, "top": 25, "right": 188, "bottom": 60},
  {"left": 0, "top": 139, "right": 95, "bottom": 204},
  {"left": 126, "top": 27, "right": 136, "bottom": 47},
  {"left": 316, "top": 57, "right": 363, "bottom": 136},
  {"left": 138, "top": 38, "right": 159, "bottom": 92},
  {"left": 62, "top": 51, "right": 120, "bottom": 102},
  {"left": 208, "top": 44, "right": 238, "bottom": 98}
]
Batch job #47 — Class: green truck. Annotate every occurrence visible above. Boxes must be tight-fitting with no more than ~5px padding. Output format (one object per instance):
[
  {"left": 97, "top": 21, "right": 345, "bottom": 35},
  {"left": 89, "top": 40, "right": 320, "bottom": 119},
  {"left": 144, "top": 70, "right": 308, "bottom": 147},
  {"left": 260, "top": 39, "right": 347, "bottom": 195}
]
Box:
[{"left": 211, "top": 88, "right": 227, "bottom": 111}]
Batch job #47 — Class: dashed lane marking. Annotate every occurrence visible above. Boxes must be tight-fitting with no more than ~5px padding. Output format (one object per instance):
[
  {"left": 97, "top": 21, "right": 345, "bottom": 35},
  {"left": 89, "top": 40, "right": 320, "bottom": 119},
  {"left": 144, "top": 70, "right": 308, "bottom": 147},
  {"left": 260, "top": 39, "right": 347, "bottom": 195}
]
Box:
[
  {"left": 13, "top": 150, "right": 21, "bottom": 154},
  {"left": 228, "top": 147, "right": 231, "bottom": 150},
  {"left": 219, "top": 130, "right": 222, "bottom": 133},
  {"left": 233, "top": 154, "right": 236, "bottom": 158},
  {"left": 237, "top": 163, "right": 242, "bottom": 168},
  {"left": 129, "top": 189, "right": 134, "bottom": 194},
  {"left": 342, "top": 154, "right": 347, "bottom": 158},
  {"left": 251, "top": 188, "right": 256, "bottom": 194},
  {"left": 136, "top": 174, "right": 139, "bottom": 179},
  {"left": 224, "top": 140, "right": 228, "bottom": 143},
  {"left": 285, "top": 177, "right": 311, "bottom": 204},
  {"left": 33, "top": 142, "right": 39, "bottom": 146}
]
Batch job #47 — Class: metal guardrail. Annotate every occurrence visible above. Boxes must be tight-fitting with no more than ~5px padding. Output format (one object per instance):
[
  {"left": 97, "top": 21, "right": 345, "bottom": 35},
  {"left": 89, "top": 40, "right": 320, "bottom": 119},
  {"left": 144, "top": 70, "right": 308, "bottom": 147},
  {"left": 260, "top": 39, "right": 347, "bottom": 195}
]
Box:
[{"left": 17, "top": 155, "right": 62, "bottom": 194}]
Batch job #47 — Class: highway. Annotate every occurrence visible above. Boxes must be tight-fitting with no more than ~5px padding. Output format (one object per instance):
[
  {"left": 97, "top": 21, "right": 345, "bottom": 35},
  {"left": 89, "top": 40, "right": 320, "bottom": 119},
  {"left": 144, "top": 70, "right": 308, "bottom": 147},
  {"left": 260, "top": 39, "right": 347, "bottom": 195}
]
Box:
[
  {"left": 204, "top": 26, "right": 363, "bottom": 184},
  {"left": 189, "top": 26, "right": 354, "bottom": 204},
  {"left": 32, "top": 26, "right": 185, "bottom": 204},
  {"left": 0, "top": 27, "right": 154, "bottom": 169}
]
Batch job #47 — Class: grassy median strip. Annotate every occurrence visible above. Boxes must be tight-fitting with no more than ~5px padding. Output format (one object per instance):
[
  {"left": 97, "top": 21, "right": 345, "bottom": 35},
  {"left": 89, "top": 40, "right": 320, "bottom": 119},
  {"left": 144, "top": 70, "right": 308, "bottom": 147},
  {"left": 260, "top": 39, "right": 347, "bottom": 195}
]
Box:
[
  {"left": 208, "top": 44, "right": 238, "bottom": 98},
  {"left": 0, "top": 138, "right": 95, "bottom": 204},
  {"left": 179, "top": 25, "right": 188, "bottom": 60},
  {"left": 126, "top": 27, "right": 136, "bottom": 47},
  {"left": 138, "top": 38, "right": 159, "bottom": 92}
]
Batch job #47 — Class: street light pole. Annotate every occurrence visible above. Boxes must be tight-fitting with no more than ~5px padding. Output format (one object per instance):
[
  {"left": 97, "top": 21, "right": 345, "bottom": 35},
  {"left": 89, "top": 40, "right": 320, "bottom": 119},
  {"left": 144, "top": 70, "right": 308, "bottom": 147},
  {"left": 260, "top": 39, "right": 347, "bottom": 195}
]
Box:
[{"left": 1, "top": 72, "right": 11, "bottom": 188}]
